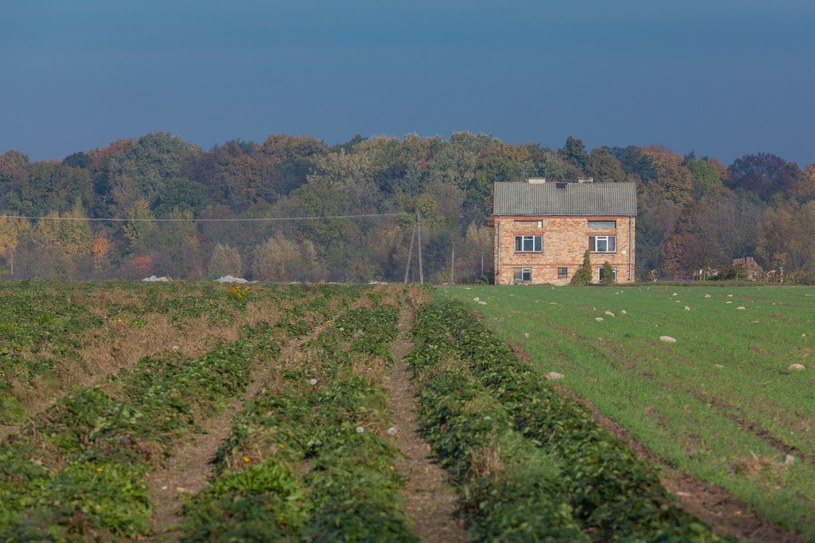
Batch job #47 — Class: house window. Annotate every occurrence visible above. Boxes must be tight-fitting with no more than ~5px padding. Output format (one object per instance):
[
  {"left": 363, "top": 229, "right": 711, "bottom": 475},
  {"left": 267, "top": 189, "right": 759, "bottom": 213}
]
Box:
[
  {"left": 588, "top": 220, "right": 616, "bottom": 229},
  {"left": 599, "top": 267, "right": 617, "bottom": 283},
  {"left": 589, "top": 235, "right": 616, "bottom": 253},
  {"left": 514, "top": 235, "right": 542, "bottom": 253},
  {"left": 513, "top": 268, "right": 532, "bottom": 283},
  {"left": 557, "top": 267, "right": 568, "bottom": 279}
]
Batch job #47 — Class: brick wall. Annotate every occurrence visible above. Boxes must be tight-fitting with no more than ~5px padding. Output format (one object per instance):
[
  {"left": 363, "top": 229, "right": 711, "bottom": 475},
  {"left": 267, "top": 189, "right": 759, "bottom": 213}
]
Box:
[{"left": 493, "top": 215, "right": 636, "bottom": 285}]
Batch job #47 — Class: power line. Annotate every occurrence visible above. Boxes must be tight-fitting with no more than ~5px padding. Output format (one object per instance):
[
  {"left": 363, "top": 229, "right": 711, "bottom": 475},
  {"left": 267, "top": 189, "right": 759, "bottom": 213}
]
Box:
[{"left": 0, "top": 212, "right": 410, "bottom": 223}]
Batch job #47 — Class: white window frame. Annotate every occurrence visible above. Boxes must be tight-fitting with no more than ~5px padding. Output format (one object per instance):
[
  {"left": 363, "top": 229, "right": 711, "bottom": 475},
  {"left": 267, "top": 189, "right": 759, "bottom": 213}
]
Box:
[
  {"left": 589, "top": 235, "right": 616, "bottom": 253},
  {"left": 513, "top": 267, "right": 532, "bottom": 283},
  {"left": 514, "top": 235, "right": 543, "bottom": 253}
]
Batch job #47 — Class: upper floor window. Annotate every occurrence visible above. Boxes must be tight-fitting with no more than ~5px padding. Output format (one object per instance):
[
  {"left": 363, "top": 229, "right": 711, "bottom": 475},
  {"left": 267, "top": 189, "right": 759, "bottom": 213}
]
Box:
[
  {"left": 588, "top": 220, "right": 616, "bottom": 229},
  {"left": 515, "top": 235, "right": 542, "bottom": 253},
  {"left": 589, "top": 235, "right": 616, "bottom": 253}
]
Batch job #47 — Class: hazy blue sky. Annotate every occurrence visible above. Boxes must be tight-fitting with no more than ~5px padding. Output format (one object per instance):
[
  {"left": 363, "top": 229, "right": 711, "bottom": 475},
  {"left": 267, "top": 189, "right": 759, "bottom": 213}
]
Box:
[{"left": 2, "top": 1, "right": 813, "bottom": 166}]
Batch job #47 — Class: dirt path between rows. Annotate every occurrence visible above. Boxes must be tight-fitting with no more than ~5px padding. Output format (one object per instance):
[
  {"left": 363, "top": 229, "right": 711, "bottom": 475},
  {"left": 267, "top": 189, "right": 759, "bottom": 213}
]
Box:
[
  {"left": 144, "top": 329, "right": 317, "bottom": 542},
  {"left": 384, "top": 308, "right": 469, "bottom": 543}
]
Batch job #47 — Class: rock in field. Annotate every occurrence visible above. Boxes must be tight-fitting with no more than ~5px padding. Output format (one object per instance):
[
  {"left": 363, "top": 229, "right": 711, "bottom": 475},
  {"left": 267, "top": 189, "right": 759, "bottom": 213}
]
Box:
[
  {"left": 789, "top": 364, "right": 806, "bottom": 371},
  {"left": 544, "top": 372, "right": 565, "bottom": 380},
  {"left": 659, "top": 336, "right": 677, "bottom": 343},
  {"left": 605, "top": 310, "right": 615, "bottom": 317},
  {"left": 595, "top": 317, "right": 604, "bottom": 322}
]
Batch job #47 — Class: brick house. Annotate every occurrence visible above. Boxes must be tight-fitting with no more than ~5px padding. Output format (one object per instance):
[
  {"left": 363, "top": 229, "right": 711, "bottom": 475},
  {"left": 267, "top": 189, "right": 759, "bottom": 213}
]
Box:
[{"left": 493, "top": 179, "right": 637, "bottom": 285}]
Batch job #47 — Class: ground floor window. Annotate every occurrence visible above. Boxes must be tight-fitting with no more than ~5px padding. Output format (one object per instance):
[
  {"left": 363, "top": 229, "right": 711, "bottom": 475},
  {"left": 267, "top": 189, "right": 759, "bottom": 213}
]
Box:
[
  {"left": 513, "top": 267, "right": 532, "bottom": 283},
  {"left": 557, "top": 267, "right": 568, "bottom": 278},
  {"left": 599, "top": 266, "right": 617, "bottom": 283}
]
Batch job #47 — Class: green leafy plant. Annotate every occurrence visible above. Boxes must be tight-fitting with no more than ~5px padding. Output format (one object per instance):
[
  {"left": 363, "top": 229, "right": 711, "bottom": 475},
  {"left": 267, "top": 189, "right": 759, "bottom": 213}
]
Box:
[{"left": 570, "top": 250, "right": 593, "bottom": 285}]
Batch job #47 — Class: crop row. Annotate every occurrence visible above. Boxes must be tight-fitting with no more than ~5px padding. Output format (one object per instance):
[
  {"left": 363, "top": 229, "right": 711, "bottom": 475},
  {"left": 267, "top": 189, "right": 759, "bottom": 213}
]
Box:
[
  {"left": 0, "top": 319, "right": 280, "bottom": 541},
  {"left": 407, "top": 299, "right": 734, "bottom": 542},
  {"left": 177, "top": 303, "right": 417, "bottom": 541},
  {"left": 0, "top": 282, "right": 364, "bottom": 426}
]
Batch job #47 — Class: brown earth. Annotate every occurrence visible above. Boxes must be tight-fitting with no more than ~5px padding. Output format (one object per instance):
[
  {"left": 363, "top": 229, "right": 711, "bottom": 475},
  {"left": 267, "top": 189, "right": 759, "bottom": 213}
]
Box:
[
  {"left": 143, "top": 327, "right": 310, "bottom": 542},
  {"left": 383, "top": 307, "right": 468, "bottom": 543}
]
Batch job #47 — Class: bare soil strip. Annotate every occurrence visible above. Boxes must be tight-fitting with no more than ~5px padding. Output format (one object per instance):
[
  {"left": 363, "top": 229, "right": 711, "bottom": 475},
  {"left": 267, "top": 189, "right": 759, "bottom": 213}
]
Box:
[
  {"left": 384, "top": 308, "right": 468, "bottom": 543},
  {"left": 144, "top": 330, "right": 312, "bottom": 542},
  {"left": 550, "top": 382, "right": 808, "bottom": 543}
]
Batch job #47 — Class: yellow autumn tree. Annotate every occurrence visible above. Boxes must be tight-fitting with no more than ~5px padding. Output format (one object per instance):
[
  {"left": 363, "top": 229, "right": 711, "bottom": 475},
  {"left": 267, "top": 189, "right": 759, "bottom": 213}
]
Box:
[
  {"left": 207, "top": 243, "right": 242, "bottom": 277},
  {"left": 0, "top": 214, "right": 30, "bottom": 275},
  {"left": 124, "top": 199, "right": 158, "bottom": 253},
  {"left": 91, "top": 230, "right": 112, "bottom": 273}
]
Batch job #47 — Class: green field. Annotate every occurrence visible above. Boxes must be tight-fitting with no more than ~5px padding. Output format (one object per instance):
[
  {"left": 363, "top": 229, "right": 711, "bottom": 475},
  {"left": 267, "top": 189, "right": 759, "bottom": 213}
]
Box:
[
  {"left": 443, "top": 284, "right": 815, "bottom": 539},
  {"left": 2, "top": 281, "right": 812, "bottom": 541}
]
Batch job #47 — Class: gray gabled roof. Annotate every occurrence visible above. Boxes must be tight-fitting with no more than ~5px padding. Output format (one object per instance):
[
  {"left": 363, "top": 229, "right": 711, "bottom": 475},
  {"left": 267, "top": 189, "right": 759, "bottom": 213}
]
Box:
[{"left": 493, "top": 182, "right": 637, "bottom": 216}]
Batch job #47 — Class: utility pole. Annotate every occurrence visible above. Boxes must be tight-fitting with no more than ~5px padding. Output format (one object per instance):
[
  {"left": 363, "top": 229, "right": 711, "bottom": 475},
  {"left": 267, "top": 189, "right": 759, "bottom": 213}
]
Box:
[
  {"left": 417, "top": 211, "right": 423, "bottom": 285},
  {"left": 450, "top": 243, "right": 455, "bottom": 284},
  {"left": 404, "top": 222, "right": 416, "bottom": 284}
]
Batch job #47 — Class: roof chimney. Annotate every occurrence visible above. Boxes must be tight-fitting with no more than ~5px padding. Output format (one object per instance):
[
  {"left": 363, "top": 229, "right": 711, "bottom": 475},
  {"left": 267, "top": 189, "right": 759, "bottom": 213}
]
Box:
[{"left": 555, "top": 182, "right": 568, "bottom": 189}]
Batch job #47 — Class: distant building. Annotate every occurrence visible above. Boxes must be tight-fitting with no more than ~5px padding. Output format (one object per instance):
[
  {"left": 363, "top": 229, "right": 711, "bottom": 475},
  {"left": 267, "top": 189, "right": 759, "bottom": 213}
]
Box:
[{"left": 493, "top": 179, "right": 637, "bottom": 285}]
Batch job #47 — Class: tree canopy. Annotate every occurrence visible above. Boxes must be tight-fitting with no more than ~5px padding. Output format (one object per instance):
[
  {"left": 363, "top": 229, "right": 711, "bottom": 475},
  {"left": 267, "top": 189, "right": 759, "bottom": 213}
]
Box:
[{"left": 0, "top": 133, "right": 813, "bottom": 283}]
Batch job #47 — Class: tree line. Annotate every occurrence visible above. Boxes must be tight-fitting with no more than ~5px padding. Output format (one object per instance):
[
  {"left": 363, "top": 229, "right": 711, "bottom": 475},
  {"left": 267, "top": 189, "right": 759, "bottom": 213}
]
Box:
[{"left": 0, "top": 132, "right": 813, "bottom": 283}]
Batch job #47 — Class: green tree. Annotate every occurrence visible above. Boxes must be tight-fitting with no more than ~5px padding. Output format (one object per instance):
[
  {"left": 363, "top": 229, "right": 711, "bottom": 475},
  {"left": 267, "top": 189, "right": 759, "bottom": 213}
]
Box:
[
  {"left": 558, "top": 136, "right": 588, "bottom": 171},
  {"left": 570, "top": 250, "right": 592, "bottom": 285},
  {"left": 600, "top": 262, "right": 615, "bottom": 285}
]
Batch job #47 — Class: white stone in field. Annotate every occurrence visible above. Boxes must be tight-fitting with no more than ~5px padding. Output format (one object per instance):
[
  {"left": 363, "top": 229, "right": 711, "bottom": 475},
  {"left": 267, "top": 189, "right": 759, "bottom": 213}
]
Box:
[
  {"left": 309, "top": 378, "right": 318, "bottom": 385},
  {"left": 620, "top": 310, "right": 627, "bottom": 315},
  {"left": 737, "top": 306, "right": 746, "bottom": 310},
  {"left": 789, "top": 364, "right": 806, "bottom": 371},
  {"left": 726, "top": 301, "right": 732, "bottom": 304},
  {"left": 672, "top": 292, "right": 678, "bottom": 296},
  {"left": 473, "top": 297, "right": 480, "bottom": 302},
  {"left": 784, "top": 454, "right": 796, "bottom": 465},
  {"left": 387, "top": 427, "right": 398, "bottom": 435},
  {"left": 715, "top": 364, "right": 724, "bottom": 368},
  {"left": 704, "top": 294, "right": 711, "bottom": 298},
  {"left": 605, "top": 311, "right": 615, "bottom": 317},
  {"left": 478, "top": 301, "right": 487, "bottom": 305},
  {"left": 684, "top": 306, "right": 690, "bottom": 311},
  {"left": 728, "top": 294, "right": 734, "bottom": 297},
  {"left": 544, "top": 372, "right": 564, "bottom": 380},
  {"left": 356, "top": 426, "right": 365, "bottom": 433},
  {"left": 595, "top": 317, "right": 604, "bottom": 321},
  {"left": 802, "top": 334, "right": 807, "bottom": 338},
  {"left": 659, "top": 336, "right": 677, "bottom": 343},
  {"left": 524, "top": 332, "right": 530, "bottom": 338}
]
